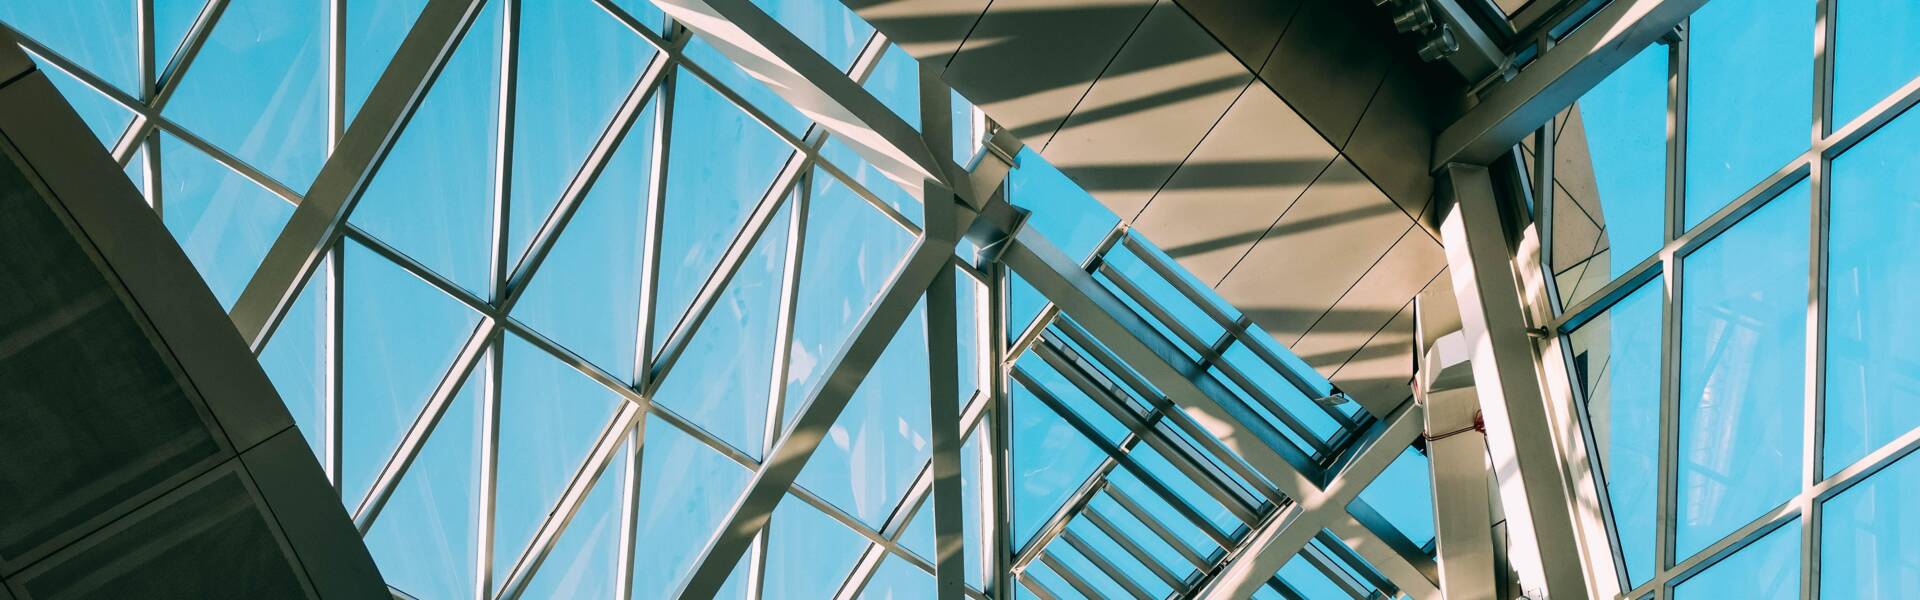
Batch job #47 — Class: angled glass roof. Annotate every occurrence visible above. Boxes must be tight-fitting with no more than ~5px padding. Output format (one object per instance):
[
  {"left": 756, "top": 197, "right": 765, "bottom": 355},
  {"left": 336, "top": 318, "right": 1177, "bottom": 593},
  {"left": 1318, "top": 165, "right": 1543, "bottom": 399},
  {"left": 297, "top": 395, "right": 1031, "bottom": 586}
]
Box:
[{"left": 3, "top": 1, "right": 1441, "bottom": 598}]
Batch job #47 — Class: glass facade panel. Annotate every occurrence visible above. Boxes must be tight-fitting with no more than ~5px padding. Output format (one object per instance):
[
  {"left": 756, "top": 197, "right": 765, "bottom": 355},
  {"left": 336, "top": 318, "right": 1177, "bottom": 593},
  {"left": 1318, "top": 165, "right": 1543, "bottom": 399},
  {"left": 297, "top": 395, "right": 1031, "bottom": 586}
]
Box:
[
  {"left": 491, "top": 335, "right": 625, "bottom": 582},
  {"left": 1672, "top": 520, "right": 1800, "bottom": 600},
  {"left": 1567, "top": 276, "right": 1664, "bottom": 586},
  {"left": 1676, "top": 184, "right": 1809, "bottom": 560},
  {"left": 1553, "top": 44, "right": 1667, "bottom": 306},
  {"left": 159, "top": 134, "right": 294, "bottom": 309},
  {"left": 1821, "top": 450, "right": 1920, "bottom": 599},
  {"left": 1824, "top": 106, "right": 1920, "bottom": 475},
  {"left": 364, "top": 370, "right": 482, "bottom": 600},
  {"left": 1684, "top": 0, "right": 1813, "bottom": 227},
  {"left": 166, "top": 0, "right": 328, "bottom": 190},
  {"left": 628, "top": 417, "right": 752, "bottom": 599},
  {"left": 1833, "top": 0, "right": 1920, "bottom": 125}
]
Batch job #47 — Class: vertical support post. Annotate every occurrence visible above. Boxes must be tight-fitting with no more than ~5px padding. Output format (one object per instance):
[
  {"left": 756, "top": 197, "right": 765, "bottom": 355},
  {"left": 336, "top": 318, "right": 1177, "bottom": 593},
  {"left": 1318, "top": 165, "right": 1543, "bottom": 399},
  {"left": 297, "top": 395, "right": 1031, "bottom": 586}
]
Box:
[
  {"left": 1420, "top": 329, "right": 1497, "bottom": 600},
  {"left": 921, "top": 56, "right": 967, "bottom": 600},
  {"left": 1438, "top": 162, "right": 1594, "bottom": 599}
]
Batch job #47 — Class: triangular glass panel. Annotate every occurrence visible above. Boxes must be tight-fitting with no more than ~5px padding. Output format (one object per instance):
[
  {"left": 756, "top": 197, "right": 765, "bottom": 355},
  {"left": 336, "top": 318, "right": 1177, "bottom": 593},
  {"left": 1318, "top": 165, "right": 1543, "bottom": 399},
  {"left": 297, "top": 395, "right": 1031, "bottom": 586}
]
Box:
[
  {"left": 340, "top": 239, "right": 483, "bottom": 505},
  {"left": 505, "top": 0, "right": 656, "bottom": 270},
  {"left": 626, "top": 415, "right": 752, "bottom": 599},
  {"left": 343, "top": 0, "right": 428, "bottom": 124},
  {"left": 348, "top": 0, "right": 501, "bottom": 298},
  {"left": 650, "top": 69, "right": 794, "bottom": 353},
  {"left": 520, "top": 435, "right": 631, "bottom": 599},
  {"left": 765, "top": 495, "right": 868, "bottom": 598},
  {"left": 861, "top": 44, "right": 920, "bottom": 131},
  {"left": 781, "top": 168, "right": 913, "bottom": 424},
  {"left": 681, "top": 35, "right": 810, "bottom": 136},
  {"left": 154, "top": 0, "right": 207, "bottom": 71},
  {"left": 900, "top": 497, "right": 934, "bottom": 561},
  {"left": 796, "top": 299, "right": 931, "bottom": 528},
  {"left": 164, "top": 0, "right": 327, "bottom": 190},
  {"left": 860, "top": 556, "right": 935, "bottom": 599},
  {"left": 0, "top": 1, "right": 137, "bottom": 93},
  {"left": 606, "top": 0, "right": 665, "bottom": 36},
  {"left": 364, "top": 362, "right": 484, "bottom": 600},
  {"left": 1010, "top": 381, "right": 1104, "bottom": 546},
  {"left": 491, "top": 334, "right": 626, "bottom": 584},
  {"left": 821, "top": 137, "right": 919, "bottom": 228},
  {"left": 650, "top": 197, "right": 790, "bottom": 457},
  {"left": 34, "top": 58, "right": 133, "bottom": 149},
  {"left": 156, "top": 133, "right": 294, "bottom": 309},
  {"left": 514, "top": 97, "right": 657, "bottom": 382},
  {"left": 258, "top": 251, "right": 330, "bottom": 466}
]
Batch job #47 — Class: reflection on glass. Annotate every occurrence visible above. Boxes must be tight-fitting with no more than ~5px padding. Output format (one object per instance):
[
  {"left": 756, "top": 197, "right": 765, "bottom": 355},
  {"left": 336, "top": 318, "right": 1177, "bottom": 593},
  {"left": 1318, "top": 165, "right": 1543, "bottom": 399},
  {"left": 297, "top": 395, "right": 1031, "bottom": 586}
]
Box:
[
  {"left": 364, "top": 365, "right": 482, "bottom": 600},
  {"left": 1672, "top": 520, "right": 1799, "bottom": 600},
  {"left": 1833, "top": 0, "right": 1920, "bottom": 126},
  {"left": 507, "top": 0, "right": 654, "bottom": 268},
  {"left": 348, "top": 0, "right": 500, "bottom": 296},
  {"left": 653, "top": 70, "right": 792, "bottom": 352},
  {"left": 1821, "top": 449, "right": 1920, "bottom": 599},
  {"left": 166, "top": 0, "right": 328, "bottom": 189},
  {"left": 341, "top": 241, "right": 482, "bottom": 504},
  {"left": 1553, "top": 44, "right": 1667, "bottom": 305},
  {"left": 1567, "top": 275, "right": 1663, "bottom": 586},
  {"left": 520, "top": 438, "right": 627, "bottom": 599},
  {"left": 765, "top": 494, "right": 869, "bottom": 598},
  {"left": 782, "top": 171, "right": 913, "bottom": 423},
  {"left": 491, "top": 334, "right": 624, "bottom": 582},
  {"left": 1825, "top": 107, "right": 1920, "bottom": 475},
  {"left": 514, "top": 98, "right": 656, "bottom": 381},
  {"left": 159, "top": 134, "right": 293, "bottom": 309},
  {"left": 1677, "top": 184, "right": 1808, "bottom": 560},
  {"left": 1684, "top": 0, "right": 1813, "bottom": 227},
  {"left": 797, "top": 299, "right": 933, "bottom": 528},
  {"left": 627, "top": 416, "right": 751, "bottom": 599}
]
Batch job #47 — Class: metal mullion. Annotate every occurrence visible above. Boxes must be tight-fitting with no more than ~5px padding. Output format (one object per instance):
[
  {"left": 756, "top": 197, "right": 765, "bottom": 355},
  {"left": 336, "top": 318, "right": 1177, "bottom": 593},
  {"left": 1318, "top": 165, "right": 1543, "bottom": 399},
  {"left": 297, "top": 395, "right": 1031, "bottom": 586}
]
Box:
[
  {"left": 475, "top": 338, "right": 503, "bottom": 600},
  {"left": 591, "top": 0, "right": 680, "bottom": 54},
  {"left": 1102, "top": 485, "right": 1209, "bottom": 571},
  {"left": 633, "top": 67, "right": 674, "bottom": 390},
  {"left": 1310, "top": 530, "right": 1393, "bottom": 596},
  {"left": 788, "top": 484, "right": 937, "bottom": 575},
  {"left": 1299, "top": 541, "right": 1372, "bottom": 599},
  {"left": 325, "top": 244, "right": 344, "bottom": 491},
  {"left": 1058, "top": 529, "right": 1154, "bottom": 600},
  {"left": 151, "top": 118, "right": 304, "bottom": 204},
  {"left": 985, "top": 262, "right": 1017, "bottom": 600},
  {"left": 831, "top": 543, "right": 889, "bottom": 600},
  {"left": 501, "top": 319, "right": 648, "bottom": 408},
  {"left": 350, "top": 318, "right": 500, "bottom": 528},
  {"left": 140, "top": 130, "right": 162, "bottom": 217},
  {"left": 1031, "top": 339, "right": 1261, "bottom": 523},
  {"left": 328, "top": 0, "right": 346, "bottom": 148},
  {"left": 651, "top": 402, "right": 762, "bottom": 471},
  {"left": 1081, "top": 507, "right": 1184, "bottom": 590},
  {"left": 111, "top": 118, "right": 151, "bottom": 169},
  {"left": 490, "top": 0, "right": 520, "bottom": 304},
  {"left": 1036, "top": 553, "right": 1104, "bottom": 599},
  {"left": 1013, "top": 368, "right": 1238, "bottom": 548},
  {"left": 496, "top": 52, "right": 671, "bottom": 311},
  {"left": 762, "top": 169, "right": 810, "bottom": 454},
  {"left": 341, "top": 226, "right": 493, "bottom": 316},
  {"left": 1005, "top": 225, "right": 1130, "bottom": 363},
  {"left": 1802, "top": 0, "right": 1833, "bottom": 591},
  {"left": 496, "top": 405, "right": 643, "bottom": 599},
  {"left": 613, "top": 422, "right": 645, "bottom": 600},
  {"left": 136, "top": 0, "right": 155, "bottom": 102}
]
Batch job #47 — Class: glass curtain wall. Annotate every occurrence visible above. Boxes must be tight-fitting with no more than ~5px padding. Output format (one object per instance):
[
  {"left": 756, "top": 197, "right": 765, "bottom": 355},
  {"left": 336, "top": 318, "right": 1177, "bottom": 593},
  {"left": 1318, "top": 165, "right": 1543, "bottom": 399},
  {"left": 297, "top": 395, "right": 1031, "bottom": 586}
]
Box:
[
  {"left": 0, "top": 1, "right": 1434, "bottom": 598},
  {"left": 1538, "top": 0, "right": 1920, "bottom": 597}
]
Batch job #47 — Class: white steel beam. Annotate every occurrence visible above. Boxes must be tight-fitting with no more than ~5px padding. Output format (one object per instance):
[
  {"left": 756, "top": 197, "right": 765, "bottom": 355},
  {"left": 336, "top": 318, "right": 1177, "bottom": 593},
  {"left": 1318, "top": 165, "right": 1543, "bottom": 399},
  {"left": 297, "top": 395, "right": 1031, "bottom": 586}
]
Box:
[{"left": 1420, "top": 330, "right": 1498, "bottom": 600}]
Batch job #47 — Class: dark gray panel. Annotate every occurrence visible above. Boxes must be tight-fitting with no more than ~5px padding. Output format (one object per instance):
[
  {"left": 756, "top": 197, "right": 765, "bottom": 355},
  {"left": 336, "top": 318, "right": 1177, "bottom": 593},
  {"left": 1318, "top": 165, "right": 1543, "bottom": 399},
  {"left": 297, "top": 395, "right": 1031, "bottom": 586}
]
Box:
[
  {"left": 842, "top": 0, "right": 992, "bottom": 66},
  {"left": 1040, "top": 0, "right": 1253, "bottom": 222},
  {"left": 1213, "top": 157, "right": 1410, "bottom": 348},
  {"left": 1343, "top": 63, "right": 1439, "bottom": 220},
  {"left": 0, "top": 27, "right": 31, "bottom": 84},
  {"left": 14, "top": 470, "right": 311, "bottom": 600},
  {"left": 1256, "top": 0, "right": 1392, "bottom": 149},
  {"left": 1130, "top": 88, "right": 1335, "bottom": 285},
  {"left": 1170, "top": 0, "right": 1299, "bottom": 73},
  {"left": 0, "top": 146, "right": 226, "bottom": 567},
  {"left": 0, "top": 76, "right": 293, "bottom": 451},
  {"left": 942, "top": 0, "right": 1156, "bottom": 149},
  {"left": 241, "top": 429, "right": 389, "bottom": 600}
]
